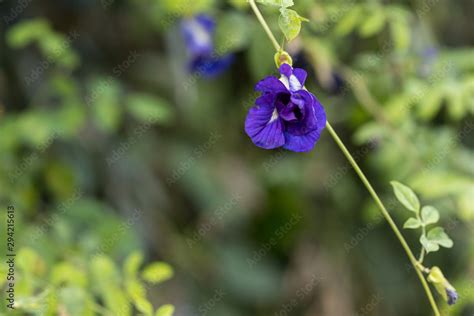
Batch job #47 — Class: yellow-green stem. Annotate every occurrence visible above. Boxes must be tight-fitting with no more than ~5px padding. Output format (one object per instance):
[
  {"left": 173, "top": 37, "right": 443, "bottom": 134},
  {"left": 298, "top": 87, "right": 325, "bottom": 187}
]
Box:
[
  {"left": 247, "top": 0, "right": 440, "bottom": 315},
  {"left": 325, "top": 122, "right": 440, "bottom": 315},
  {"left": 248, "top": 0, "right": 281, "bottom": 52}
]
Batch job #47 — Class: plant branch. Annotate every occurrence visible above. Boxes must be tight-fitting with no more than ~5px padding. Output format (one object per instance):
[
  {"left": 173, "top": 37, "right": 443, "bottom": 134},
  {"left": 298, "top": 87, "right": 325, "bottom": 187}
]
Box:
[
  {"left": 419, "top": 221, "right": 427, "bottom": 263},
  {"left": 248, "top": 0, "right": 281, "bottom": 52},
  {"left": 325, "top": 122, "right": 440, "bottom": 315},
  {"left": 247, "top": 1, "right": 440, "bottom": 314}
]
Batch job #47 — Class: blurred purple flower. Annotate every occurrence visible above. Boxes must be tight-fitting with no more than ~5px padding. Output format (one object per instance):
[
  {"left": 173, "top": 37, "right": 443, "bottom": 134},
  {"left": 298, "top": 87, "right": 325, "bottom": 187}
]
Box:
[
  {"left": 180, "top": 14, "right": 234, "bottom": 77},
  {"left": 245, "top": 64, "right": 326, "bottom": 152},
  {"left": 446, "top": 288, "right": 458, "bottom": 305}
]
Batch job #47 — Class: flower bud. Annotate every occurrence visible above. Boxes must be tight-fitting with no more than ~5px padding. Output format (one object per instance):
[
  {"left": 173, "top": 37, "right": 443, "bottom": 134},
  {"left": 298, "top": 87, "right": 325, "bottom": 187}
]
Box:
[
  {"left": 274, "top": 50, "right": 293, "bottom": 68},
  {"left": 427, "top": 266, "right": 458, "bottom": 305}
]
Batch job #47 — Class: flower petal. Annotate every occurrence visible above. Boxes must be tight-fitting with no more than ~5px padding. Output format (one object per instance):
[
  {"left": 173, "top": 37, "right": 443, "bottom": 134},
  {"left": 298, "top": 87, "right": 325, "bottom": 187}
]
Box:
[
  {"left": 285, "top": 90, "right": 320, "bottom": 135},
  {"left": 283, "top": 128, "right": 323, "bottom": 152},
  {"left": 181, "top": 16, "right": 214, "bottom": 56},
  {"left": 279, "top": 64, "right": 302, "bottom": 92},
  {"left": 255, "top": 76, "right": 288, "bottom": 94},
  {"left": 189, "top": 54, "right": 234, "bottom": 77},
  {"left": 446, "top": 288, "right": 458, "bottom": 305},
  {"left": 245, "top": 94, "right": 285, "bottom": 149},
  {"left": 293, "top": 68, "right": 307, "bottom": 86},
  {"left": 279, "top": 63, "right": 292, "bottom": 77},
  {"left": 195, "top": 14, "right": 215, "bottom": 33},
  {"left": 283, "top": 93, "right": 326, "bottom": 152}
]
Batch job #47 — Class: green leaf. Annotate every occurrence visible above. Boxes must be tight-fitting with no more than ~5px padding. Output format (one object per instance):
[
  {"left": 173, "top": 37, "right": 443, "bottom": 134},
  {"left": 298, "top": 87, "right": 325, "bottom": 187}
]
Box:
[
  {"left": 420, "top": 206, "right": 440, "bottom": 225},
  {"left": 403, "top": 217, "right": 422, "bottom": 229},
  {"left": 124, "top": 251, "right": 144, "bottom": 279},
  {"left": 126, "top": 279, "right": 153, "bottom": 316},
  {"left": 215, "top": 13, "right": 251, "bottom": 54},
  {"left": 420, "top": 234, "right": 439, "bottom": 253},
  {"left": 353, "top": 122, "right": 386, "bottom": 144},
  {"left": 59, "top": 287, "right": 95, "bottom": 316},
  {"left": 418, "top": 87, "right": 444, "bottom": 120},
  {"left": 257, "top": 0, "right": 293, "bottom": 7},
  {"left": 359, "top": 9, "right": 386, "bottom": 37},
  {"left": 420, "top": 227, "right": 454, "bottom": 253},
  {"left": 161, "top": 0, "right": 212, "bottom": 16},
  {"left": 17, "top": 247, "right": 44, "bottom": 276},
  {"left": 390, "top": 181, "right": 420, "bottom": 213},
  {"left": 6, "top": 19, "right": 50, "bottom": 48},
  {"left": 90, "top": 78, "right": 122, "bottom": 133},
  {"left": 51, "top": 262, "right": 87, "bottom": 287},
  {"left": 334, "top": 7, "right": 362, "bottom": 36},
  {"left": 91, "top": 255, "right": 130, "bottom": 315},
  {"left": 390, "top": 19, "right": 410, "bottom": 51},
  {"left": 126, "top": 279, "right": 146, "bottom": 300},
  {"left": 156, "top": 304, "right": 175, "bottom": 316},
  {"left": 278, "top": 8, "right": 308, "bottom": 42},
  {"left": 17, "top": 111, "right": 56, "bottom": 147},
  {"left": 133, "top": 296, "right": 153, "bottom": 316},
  {"left": 141, "top": 262, "right": 174, "bottom": 284},
  {"left": 127, "top": 93, "right": 173, "bottom": 124},
  {"left": 427, "top": 227, "right": 453, "bottom": 248},
  {"left": 447, "top": 85, "right": 465, "bottom": 120}
]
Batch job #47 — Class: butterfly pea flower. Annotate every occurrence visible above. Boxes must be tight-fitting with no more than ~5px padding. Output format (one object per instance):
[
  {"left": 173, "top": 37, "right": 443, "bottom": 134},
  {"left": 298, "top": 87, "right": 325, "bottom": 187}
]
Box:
[
  {"left": 180, "top": 14, "right": 234, "bottom": 77},
  {"left": 427, "top": 266, "right": 458, "bottom": 306},
  {"left": 244, "top": 63, "right": 326, "bottom": 152}
]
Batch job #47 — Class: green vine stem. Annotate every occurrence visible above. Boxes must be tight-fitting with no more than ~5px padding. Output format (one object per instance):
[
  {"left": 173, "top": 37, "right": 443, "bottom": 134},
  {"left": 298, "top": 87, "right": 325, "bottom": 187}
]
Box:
[
  {"left": 247, "top": 1, "right": 441, "bottom": 315},
  {"left": 248, "top": 0, "right": 281, "bottom": 52},
  {"left": 325, "top": 122, "right": 439, "bottom": 315},
  {"left": 417, "top": 213, "right": 427, "bottom": 263}
]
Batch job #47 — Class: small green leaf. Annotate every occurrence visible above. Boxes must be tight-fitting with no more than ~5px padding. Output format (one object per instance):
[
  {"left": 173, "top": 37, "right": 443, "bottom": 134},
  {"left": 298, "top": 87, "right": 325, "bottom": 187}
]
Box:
[
  {"left": 141, "top": 262, "right": 174, "bottom": 284},
  {"left": 90, "top": 78, "right": 122, "bottom": 133},
  {"left": 390, "top": 181, "right": 420, "bottom": 213},
  {"left": 126, "top": 279, "right": 146, "bottom": 300},
  {"left": 418, "top": 87, "right": 444, "bottom": 120},
  {"left": 403, "top": 217, "right": 422, "bottom": 229},
  {"left": 257, "top": 0, "right": 293, "bottom": 7},
  {"left": 427, "top": 227, "right": 453, "bottom": 248},
  {"left": 359, "top": 9, "right": 386, "bottom": 37},
  {"left": 447, "top": 85, "right": 465, "bottom": 120},
  {"left": 134, "top": 296, "right": 153, "bottom": 316},
  {"left": 6, "top": 19, "right": 50, "bottom": 48},
  {"left": 215, "top": 13, "right": 251, "bottom": 54},
  {"left": 127, "top": 93, "right": 173, "bottom": 124},
  {"left": 390, "top": 19, "right": 410, "bottom": 51},
  {"left": 126, "top": 278, "right": 152, "bottom": 316},
  {"left": 156, "top": 304, "right": 175, "bottom": 316},
  {"left": 278, "top": 8, "right": 308, "bottom": 42},
  {"left": 51, "top": 262, "right": 87, "bottom": 287},
  {"left": 58, "top": 287, "right": 94, "bottom": 316},
  {"left": 334, "top": 7, "right": 362, "bottom": 36},
  {"left": 420, "top": 234, "right": 439, "bottom": 253},
  {"left": 124, "top": 251, "right": 144, "bottom": 279},
  {"left": 421, "top": 206, "right": 440, "bottom": 225}
]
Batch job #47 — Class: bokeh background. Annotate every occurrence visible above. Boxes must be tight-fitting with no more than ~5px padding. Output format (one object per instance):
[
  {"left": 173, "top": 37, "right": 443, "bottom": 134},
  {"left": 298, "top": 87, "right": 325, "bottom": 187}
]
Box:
[{"left": 0, "top": 0, "right": 473, "bottom": 315}]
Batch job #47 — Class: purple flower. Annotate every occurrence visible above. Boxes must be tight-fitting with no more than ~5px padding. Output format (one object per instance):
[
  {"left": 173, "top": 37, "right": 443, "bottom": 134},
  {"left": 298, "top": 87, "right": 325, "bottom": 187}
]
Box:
[
  {"left": 245, "top": 63, "right": 326, "bottom": 152},
  {"left": 180, "top": 14, "right": 234, "bottom": 77},
  {"left": 446, "top": 288, "right": 458, "bottom": 305}
]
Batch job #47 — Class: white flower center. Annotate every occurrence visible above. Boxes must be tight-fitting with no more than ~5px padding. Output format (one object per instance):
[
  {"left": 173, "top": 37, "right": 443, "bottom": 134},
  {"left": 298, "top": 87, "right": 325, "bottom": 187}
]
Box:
[
  {"left": 279, "top": 74, "right": 301, "bottom": 92},
  {"left": 268, "top": 108, "right": 279, "bottom": 124},
  {"left": 189, "top": 20, "right": 212, "bottom": 49}
]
